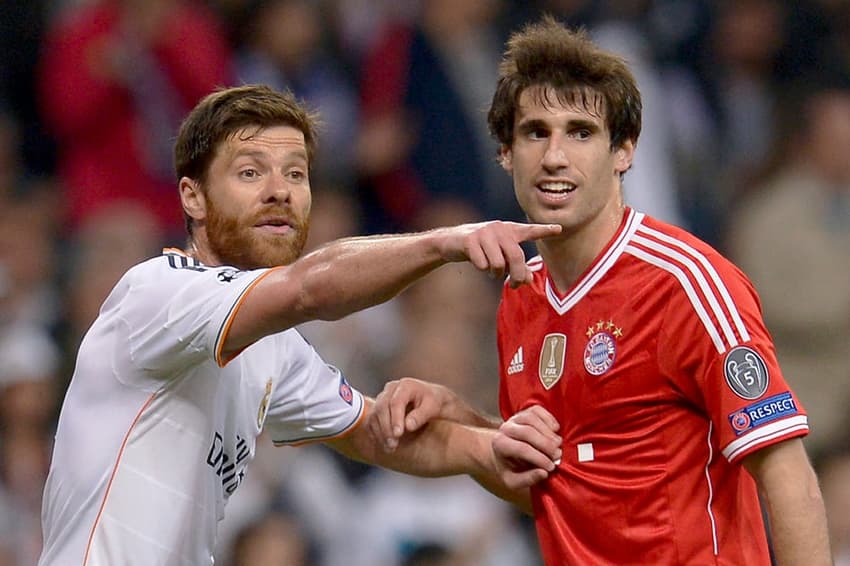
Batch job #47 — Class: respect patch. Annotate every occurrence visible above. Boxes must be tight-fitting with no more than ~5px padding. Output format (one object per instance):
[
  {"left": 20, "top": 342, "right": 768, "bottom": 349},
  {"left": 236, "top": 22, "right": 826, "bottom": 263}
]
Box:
[{"left": 728, "top": 392, "right": 798, "bottom": 435}]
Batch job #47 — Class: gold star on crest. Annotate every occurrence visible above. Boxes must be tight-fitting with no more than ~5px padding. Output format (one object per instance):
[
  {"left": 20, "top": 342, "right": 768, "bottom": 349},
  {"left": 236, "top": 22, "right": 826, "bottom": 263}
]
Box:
[{"left": 586, "top": 326, "right": 595, "bottom": 337}]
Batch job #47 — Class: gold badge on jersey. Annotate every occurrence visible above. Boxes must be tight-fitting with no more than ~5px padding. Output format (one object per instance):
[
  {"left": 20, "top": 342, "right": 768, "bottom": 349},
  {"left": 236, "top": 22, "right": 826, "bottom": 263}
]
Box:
[
  {"left": 257, "top": 378, "right": 273, "bottom": 429},
  {"left": 539, "top": 333, "right": 566, "bottom": 389}
]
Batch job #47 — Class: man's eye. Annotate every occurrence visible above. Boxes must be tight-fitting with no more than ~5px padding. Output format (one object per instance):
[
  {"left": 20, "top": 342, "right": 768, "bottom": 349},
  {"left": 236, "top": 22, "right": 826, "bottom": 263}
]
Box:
[
  {"left": 239, "top": 169, "right": 258, "bottom": 179},
  {"left": 528, "top": 129, "right": 548, "bottom": 140},
  {"left": 571, "top": 129, "right": 591, "bottom": 140},
  {"left": 287, "top": 170, "right": 307, "bottom": 181}
]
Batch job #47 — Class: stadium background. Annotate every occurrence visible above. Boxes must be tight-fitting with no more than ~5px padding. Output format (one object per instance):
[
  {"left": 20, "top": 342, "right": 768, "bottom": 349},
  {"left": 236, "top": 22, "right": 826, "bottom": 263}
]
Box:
[{"left": 0, "top": 0, "right": 848, "bottom": 564}]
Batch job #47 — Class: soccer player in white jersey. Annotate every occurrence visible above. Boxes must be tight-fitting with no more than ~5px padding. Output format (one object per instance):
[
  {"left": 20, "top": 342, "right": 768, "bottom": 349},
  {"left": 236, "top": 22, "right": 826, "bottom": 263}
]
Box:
[
  {"left": 37, "top": 84, "right": 563, "bottom": 566},
  {"left": 370, "top": 17, "right": 834, "bottom": 565}
]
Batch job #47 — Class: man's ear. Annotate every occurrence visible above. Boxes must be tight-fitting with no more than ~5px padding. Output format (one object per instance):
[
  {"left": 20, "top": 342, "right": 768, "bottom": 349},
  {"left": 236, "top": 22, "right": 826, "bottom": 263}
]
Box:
[
  {"left": 614, "top": 140, "right": 636, "bottom": 175},
  {"left": 179, "top": 177, "right": 206, "bottom": 223},
  {"left": 499, "top": 145, "right": 513, "bottom": 174}
]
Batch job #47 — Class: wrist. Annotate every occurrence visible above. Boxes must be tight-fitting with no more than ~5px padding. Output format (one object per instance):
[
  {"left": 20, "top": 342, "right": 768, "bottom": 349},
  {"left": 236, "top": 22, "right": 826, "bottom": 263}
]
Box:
[{"left": 440, "top": 389, "right": 499, "bottom": 429}]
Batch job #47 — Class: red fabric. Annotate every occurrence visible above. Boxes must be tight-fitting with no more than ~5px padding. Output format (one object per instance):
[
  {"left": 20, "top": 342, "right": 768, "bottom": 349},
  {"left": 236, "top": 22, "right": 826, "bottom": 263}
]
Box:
[
  {"left": 38, "top": 1, "right": 233, "bottom": 233},
  {"left": 497, "top": 209, "right": 806, "bottom": 565},
  {"left": 358, "top": 22, "right": 425, "bottom": 226}
]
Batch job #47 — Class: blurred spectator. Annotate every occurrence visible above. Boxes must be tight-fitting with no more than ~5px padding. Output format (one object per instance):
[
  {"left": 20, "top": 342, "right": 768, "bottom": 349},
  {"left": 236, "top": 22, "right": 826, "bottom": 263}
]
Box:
[
  {"left": 227, "top": 508, "right": 316, "bottom": 566},
  {"left": 815, "top": 431, "right": 850, "bottom": 566},
  {"left": 0, "top": 322, "right": 61, "bottom": 565},
  {"left": 698, "top": 0, "right": 788, "bottom": 227},
  {"left": 37, "top": 0, "right": 233, "bottom": 238},
  {"left": 590, "top": 8, "right": 686, "bottom": 228},
  {"left": 62, "top": 202, "right": 165, "bottom": 354},
  {"left": 356, "top": 0, "right": 517, "bottom": 232},
  {"left": 0, "top": 0, "right": 54, "bottom": 176},
  {"left": 727, "top": 83, "right": 850, "bottom": 453},
  {"left": 0, "top": 198, "right": 61, "bottom": 333},
  {"left": 234, "top": 0, "right": 361, "bottom": 188}
]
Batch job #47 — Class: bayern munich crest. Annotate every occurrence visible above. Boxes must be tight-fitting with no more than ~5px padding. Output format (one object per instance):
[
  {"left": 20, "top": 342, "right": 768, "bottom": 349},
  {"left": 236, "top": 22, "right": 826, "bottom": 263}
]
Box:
[{"left": 583, "top": 320, "right": 622, "bottom": 376}]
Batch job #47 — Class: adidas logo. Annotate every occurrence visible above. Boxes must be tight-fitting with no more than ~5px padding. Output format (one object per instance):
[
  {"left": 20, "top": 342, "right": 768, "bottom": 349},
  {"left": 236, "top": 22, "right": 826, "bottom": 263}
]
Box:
[{"left": 507, "top": 346, "right": 524, "bottom": 375}]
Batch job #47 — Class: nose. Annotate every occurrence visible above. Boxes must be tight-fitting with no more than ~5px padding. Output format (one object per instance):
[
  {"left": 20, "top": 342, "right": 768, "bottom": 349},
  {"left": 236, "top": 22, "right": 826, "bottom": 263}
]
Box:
[
  {"left": 260, "top": 172, "right": 292, "bottom": 204},
  {"left": 541, "top": 133, "right": 569, "bottom": 171}
]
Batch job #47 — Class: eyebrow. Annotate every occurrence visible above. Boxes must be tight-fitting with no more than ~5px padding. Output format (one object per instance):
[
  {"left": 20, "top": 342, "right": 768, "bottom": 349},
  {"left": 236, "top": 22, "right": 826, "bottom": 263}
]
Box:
[
  {"left": 517, "top": 117, "right": 601, "bottom": 133},
  {"left": 231, "top": 149, "right": 309, "bottom": 163}
]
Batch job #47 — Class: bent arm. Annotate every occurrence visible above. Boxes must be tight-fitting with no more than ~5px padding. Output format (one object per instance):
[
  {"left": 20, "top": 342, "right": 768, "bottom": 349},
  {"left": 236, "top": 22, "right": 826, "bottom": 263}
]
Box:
[
  {"left": 327, "top": 398, "right": 536, "bottom": 514},
  {"left": 223, "top": 222, "right": 561, "bottom": 356},
  {"left": 743, "top": 438, "right": 833, "bottom": 565}
]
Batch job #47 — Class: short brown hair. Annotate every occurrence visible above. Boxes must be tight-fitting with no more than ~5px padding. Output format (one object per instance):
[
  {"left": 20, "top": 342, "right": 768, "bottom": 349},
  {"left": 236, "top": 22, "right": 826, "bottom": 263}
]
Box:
[
  {"left": 487, "top": 16, "right": 641, "bottom": 151},
  {"left": 174, "top": 84, "right": 319, "bottom": 182},
  {"left": 174, "top": 84, "right": 320, "bottom": 234}
]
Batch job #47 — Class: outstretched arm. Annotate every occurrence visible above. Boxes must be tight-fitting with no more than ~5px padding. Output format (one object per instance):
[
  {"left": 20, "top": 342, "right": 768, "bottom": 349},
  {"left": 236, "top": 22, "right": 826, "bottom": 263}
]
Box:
[
  {"left": 223, "top": 221, "right": 560, "bottom": 356},
  {"left": 743, "top": 438, "right": 832, "bottom": 565}
]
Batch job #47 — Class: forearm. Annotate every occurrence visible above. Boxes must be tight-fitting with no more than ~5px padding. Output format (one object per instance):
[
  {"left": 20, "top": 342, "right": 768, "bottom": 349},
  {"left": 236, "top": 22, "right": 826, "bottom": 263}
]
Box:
[
  {"left": 330, "top": 412, "right": 532, "bottom": 513},
  {"left": 761, "top": 471, "right": 832, "bottom": 565},
  {"left": 744, "top": 439, "right": 833, "bottom": 565},
  {"left": 292, "top": 233, "right": 445, "bottom": 322}
]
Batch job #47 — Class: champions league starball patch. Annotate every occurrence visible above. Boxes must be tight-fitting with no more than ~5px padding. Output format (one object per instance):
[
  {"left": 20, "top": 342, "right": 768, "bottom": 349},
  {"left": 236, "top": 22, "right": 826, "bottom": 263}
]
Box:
[{"left": 724, "top": 346, "right": 769, "bottom": 400}]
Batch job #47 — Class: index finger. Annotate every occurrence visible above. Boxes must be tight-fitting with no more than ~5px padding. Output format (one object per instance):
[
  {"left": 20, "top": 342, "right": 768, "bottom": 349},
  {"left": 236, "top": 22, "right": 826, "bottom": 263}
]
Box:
[{"left": 511, "top": 222, "right": 562, "bottom": 242}]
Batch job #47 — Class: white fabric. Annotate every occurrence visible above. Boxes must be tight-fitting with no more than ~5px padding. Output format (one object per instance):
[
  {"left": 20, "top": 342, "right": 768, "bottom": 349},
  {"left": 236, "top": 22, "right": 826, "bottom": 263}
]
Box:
[{"left": 39, "top": 252, "right": 364, "bottom": 566}]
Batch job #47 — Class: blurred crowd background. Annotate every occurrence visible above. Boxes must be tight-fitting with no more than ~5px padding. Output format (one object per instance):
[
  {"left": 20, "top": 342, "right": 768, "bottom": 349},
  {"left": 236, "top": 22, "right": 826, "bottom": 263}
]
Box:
[{"left": 0, "top": 0, "right": 849, "bottom": 564}]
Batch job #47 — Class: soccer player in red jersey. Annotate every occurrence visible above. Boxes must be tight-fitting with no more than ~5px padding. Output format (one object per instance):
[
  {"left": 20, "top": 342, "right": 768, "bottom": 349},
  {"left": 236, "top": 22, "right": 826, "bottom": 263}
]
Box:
[{"left": 370, "top": 17, "right": 833, "bottom": 565}]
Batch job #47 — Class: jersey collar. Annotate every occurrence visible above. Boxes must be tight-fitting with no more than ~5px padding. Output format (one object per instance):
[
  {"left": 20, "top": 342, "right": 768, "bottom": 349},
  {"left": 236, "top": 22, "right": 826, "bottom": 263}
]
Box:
[{"left": 544, "top": 207, "right": 644, "bottom": 315}]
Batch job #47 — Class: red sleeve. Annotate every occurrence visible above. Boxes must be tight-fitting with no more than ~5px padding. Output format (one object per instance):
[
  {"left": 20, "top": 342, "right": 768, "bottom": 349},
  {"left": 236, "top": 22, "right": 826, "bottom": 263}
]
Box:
[
  {"left": 38, "top": 5, "right": 130, "bottom": 140},
  {"left": 359, "top": 22, "right": 413, "bottom": 116},
  {"left": 149, "top": 3, "right": 233, "bottom": 107},
  {"left": 658, "top": 258, "right": 808, "bottom": 464},
  {"left": 496, "top": 294, "right": 514, "bottom": 422}
]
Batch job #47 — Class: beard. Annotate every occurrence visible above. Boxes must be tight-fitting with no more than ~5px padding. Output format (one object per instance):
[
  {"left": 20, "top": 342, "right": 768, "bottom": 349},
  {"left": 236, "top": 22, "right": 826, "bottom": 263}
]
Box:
[{"left": 204, "top": 196, "right": 310, "bottom": 270}]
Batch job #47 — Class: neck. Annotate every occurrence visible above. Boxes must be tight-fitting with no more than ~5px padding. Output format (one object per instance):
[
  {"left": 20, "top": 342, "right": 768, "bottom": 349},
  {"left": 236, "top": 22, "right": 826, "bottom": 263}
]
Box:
[
  {"left": 539, "top": 205, "right": 626, "bottom": 293},
  {"left": 186, "top": 232, "right": 220, "bottom": 267}
]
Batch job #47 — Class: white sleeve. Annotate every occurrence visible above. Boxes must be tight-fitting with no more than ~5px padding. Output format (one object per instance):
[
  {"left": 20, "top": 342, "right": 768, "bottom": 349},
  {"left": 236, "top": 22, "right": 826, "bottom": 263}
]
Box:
[
  {"left": 123, "top": 257, "right": 274, "bottom": 376},
  {"left": 263, "top": 330, "right": 366, "bottom": 445}
]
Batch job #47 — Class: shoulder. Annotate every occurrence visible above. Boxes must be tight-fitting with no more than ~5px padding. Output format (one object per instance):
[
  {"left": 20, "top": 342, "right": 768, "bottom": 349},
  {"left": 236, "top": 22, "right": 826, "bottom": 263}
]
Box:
[
  {"left": 626, "top": 215, "right": 748, "bottom": 289},
  {"left": 628, "top": 215, "right": 763, "bottom": 351}
]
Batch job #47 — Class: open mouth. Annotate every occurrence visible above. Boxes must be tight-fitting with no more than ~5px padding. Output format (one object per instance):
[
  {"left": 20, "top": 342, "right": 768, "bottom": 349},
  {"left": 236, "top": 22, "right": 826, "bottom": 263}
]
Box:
[
  {"left": 538, "top": 181, "right": 577, "bottom": 194},
  {"left": 255, "top": 218, "right": 293, "bottom": 235}
]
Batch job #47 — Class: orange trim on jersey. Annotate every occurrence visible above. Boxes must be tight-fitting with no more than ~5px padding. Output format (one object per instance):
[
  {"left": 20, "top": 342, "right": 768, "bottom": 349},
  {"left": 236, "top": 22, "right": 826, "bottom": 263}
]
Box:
[
  {"left": 162, "top": 247, "right": 189, "bottom": 256},
  {"left": 83, "top": 392, "right": 159, "bottom": 566},
  {"left": 274, "top": 397, "right": 369, "bottom": 447},
  {"left": 215, "top": 267, "right": 285, "bottom": 367}
]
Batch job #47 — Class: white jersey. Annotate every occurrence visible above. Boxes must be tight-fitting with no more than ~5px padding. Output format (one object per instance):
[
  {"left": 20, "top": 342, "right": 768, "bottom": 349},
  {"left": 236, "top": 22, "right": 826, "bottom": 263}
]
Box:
[{"left": 39, "top": 250, "right": 365, "bottom": 566}]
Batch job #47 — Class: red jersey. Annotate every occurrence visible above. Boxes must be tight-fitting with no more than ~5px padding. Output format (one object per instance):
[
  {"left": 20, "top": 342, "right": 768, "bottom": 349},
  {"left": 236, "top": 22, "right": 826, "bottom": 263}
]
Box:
[{"left": 497, "top": 209, "right": 808, "bottom": 565}]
